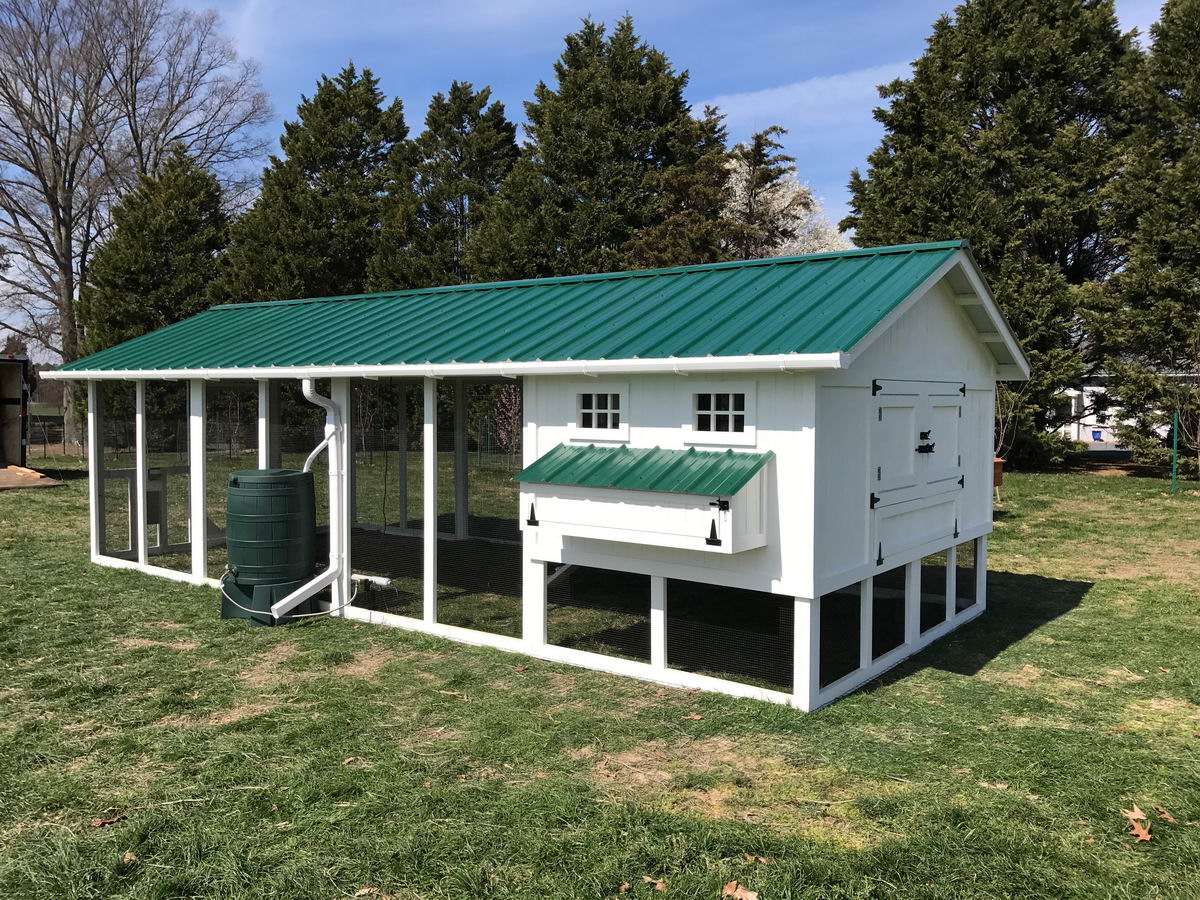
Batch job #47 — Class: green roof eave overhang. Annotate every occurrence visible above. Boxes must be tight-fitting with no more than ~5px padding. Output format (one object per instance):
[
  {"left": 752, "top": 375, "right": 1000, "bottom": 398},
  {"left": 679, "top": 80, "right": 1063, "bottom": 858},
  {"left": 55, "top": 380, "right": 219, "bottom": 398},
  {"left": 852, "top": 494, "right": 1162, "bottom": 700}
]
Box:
[{"left": 39, "top": 351, "right": 850, "bottom": 381}]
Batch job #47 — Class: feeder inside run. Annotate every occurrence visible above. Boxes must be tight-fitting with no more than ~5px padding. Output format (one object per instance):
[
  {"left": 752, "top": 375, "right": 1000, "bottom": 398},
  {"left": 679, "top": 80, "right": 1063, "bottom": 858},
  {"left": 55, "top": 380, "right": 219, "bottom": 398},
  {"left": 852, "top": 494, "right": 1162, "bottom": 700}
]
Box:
[{"left": 220, "top": 468, "right": 318, "bottom": 626}]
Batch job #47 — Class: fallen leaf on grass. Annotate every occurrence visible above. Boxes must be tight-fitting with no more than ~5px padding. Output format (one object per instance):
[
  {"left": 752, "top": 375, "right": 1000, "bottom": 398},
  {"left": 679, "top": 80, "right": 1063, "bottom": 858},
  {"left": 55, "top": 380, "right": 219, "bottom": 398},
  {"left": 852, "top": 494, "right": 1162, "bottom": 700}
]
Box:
[
  {"left": 1084, "top": 838, "right": 1095, "bottom": 844},
  {"left": 741, "top": 854, "right": 772, "bottom": 864},
  {"left": 118, "top": 851, "right": 138, "bottom": 870},
  {"left": 1121, "top": 804, "right": 1147, "bottom": 824},
  {"left": 642, "top": 875, "right": 666, "bottom": 891},
  {"left": 1105, "top": 726, "right": 1127, "bottom": 735},
  {"left": 681, "top": 713, "right": 703, "bottom": 721},
  {"left": 617, "top": 883, "right": 631, "bottom": 894},
  {"left": 722, "top": 881, "right": 759, "bottom": 899},
  {"left": 436, "top": 690, "right": 470, "bottom": 702},
  {"left": 1156, "top": 806, "right": 1177, "bottom": 824},
  {"left": 515, "top": 665, "right": 528, "bottom": 672},
  {"left": 90, "top": 815, "right": 124, "bottom": 828},
  {"left": 1130, "top": 819, "right": 1151, "bottom": 843},
  {"left": 355, "top": 888, "right": 392, "bottom": 899},
  {"left": 980, "top": 782, "right": 1008, "bottom": 790}
]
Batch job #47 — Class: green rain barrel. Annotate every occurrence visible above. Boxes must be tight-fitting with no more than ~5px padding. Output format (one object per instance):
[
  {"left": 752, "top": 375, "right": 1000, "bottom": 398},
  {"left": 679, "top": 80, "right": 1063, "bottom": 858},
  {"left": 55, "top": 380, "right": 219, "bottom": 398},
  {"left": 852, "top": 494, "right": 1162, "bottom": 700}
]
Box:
[{"left": 225, "top": 468, "right": 316, "bottom": 586}]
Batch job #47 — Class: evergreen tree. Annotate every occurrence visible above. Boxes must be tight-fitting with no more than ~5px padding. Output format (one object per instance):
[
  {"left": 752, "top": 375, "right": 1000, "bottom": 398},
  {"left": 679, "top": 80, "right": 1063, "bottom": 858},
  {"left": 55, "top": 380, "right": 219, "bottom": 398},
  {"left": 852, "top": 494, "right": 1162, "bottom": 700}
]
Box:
[
  {"left": 842, "top": 0, "right": 1138, "bottom": 459},
  {"left": 216, "top": 64, "right": 408, "bottom": 303},
  {"left": 725, "top": 126, "right": 814, "bottom": 260},
  {"left": 78, "top": 147, "right": 227, "bottom": 353},
  {"left": 369, "top": 82, "right": 517, "bottom": 289},
  {"left": 1102, "top": 0, "right": 1200, "bottom": 468},
  {"left": 625, "top": 107, "right": 734, "bottom": 269},
  {"left": 466, "top": 17, "right": 723, "bottom": 279}
]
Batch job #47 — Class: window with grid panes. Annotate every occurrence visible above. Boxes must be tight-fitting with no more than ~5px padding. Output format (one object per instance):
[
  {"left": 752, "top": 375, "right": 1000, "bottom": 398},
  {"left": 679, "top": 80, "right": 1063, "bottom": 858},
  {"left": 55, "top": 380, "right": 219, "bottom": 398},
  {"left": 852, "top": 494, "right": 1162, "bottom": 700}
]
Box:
[
  {"left": 578, "top": 391, "right": 621, "bottom": 430},
  {"left": 694, "top": 391, "right": 746, "bottom": 433}
]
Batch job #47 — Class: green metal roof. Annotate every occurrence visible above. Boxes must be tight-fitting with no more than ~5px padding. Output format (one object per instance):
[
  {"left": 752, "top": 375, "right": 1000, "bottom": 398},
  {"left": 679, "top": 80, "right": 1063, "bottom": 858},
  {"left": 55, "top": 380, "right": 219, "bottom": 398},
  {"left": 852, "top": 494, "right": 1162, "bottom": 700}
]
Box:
[
  {"left": 515, "top": 443, "right": 774, "bottom": 496},
  {"left": 56, "top": 241, "right": 970, "bottom": 374}
]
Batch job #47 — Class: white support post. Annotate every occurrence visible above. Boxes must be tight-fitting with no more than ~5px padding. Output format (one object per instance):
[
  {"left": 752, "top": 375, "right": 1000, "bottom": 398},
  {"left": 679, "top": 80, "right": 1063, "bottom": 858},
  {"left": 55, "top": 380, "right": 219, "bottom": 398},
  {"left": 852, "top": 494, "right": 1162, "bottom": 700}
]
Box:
[
  {"left": 858, "top": 577, "right": 873, "bottom": 671},
  {"left": 257, "top": 379, "right": 281, "bottom": 469},
  {"left": 792, "top": 596, "right": 820, "bottom": 711},
  {"left": 904, "top": 561, "right": 921, "bottom": 645},
  {"left": 423, "top": 377, "right": 438, "bottom": 622},
  {"left": 346, "top": 383, "right": 358, "bottom": 528},
  {"left": 87, "top": 381, "right": 103, "bottom": 559},
  {"left": 134, "top": 380, "right": 148, "bottom": 567},
  {"left": 650, "top": 575, "right": 667, "bottom": 669},
  {"left": 945, "top": 544, "right": 958, "bottom": 620},
  {"left": 976, "top": 536, "right": 988, "bottom": 612},
  {"left": 453, "top": 379, "right": 468, "bottom": 539},
  {"left": 331, "top": 378, "right": 353, "bottom": 614},
  {"left": 522, "top": 557, "right": 547, "bottom": 646},
  {"left": 188, "top": 379, "right": 207, "bottom": 583},
  {"left": 397, "top": 382, "right": 408, "bottom": 527}
]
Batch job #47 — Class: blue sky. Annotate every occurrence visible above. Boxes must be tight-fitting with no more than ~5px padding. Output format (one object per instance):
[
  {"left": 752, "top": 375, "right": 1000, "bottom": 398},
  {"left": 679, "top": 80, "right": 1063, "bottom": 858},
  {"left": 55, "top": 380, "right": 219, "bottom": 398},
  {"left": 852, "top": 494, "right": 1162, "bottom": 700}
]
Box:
[{"left": 208, "top": 0, "right": 1163, "bottom": 224}]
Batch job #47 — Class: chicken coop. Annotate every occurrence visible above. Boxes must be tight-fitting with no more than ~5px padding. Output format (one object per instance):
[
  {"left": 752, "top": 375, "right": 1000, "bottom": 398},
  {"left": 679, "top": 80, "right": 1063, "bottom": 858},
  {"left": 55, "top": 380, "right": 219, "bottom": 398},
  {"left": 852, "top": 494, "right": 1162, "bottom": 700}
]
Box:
[{"left": 45, "top": 240, "right": 1028, "bottom": 710}]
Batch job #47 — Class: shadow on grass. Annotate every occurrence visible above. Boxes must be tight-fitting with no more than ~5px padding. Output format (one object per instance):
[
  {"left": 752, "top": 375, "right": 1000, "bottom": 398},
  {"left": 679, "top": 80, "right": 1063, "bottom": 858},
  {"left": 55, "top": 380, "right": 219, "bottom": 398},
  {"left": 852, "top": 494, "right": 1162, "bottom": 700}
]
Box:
[{"left": 862, "top": 570, "right": 1092, "bottom": 692}]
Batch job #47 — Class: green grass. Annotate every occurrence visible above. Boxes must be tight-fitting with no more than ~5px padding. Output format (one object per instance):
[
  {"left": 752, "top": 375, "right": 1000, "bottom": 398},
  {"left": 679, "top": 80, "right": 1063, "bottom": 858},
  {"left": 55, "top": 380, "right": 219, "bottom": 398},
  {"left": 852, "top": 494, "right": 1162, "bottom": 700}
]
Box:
[{"left": 2, "top": 462, "right": 1200, "bottom": 898}]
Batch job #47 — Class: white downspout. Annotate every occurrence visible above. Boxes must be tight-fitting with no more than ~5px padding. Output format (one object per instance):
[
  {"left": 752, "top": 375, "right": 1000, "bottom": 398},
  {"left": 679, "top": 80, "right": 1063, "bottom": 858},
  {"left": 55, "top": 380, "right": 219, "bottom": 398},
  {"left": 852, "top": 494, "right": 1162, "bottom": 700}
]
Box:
[{"left": 271, "top": 378, "right": 344, "bottom": 618}]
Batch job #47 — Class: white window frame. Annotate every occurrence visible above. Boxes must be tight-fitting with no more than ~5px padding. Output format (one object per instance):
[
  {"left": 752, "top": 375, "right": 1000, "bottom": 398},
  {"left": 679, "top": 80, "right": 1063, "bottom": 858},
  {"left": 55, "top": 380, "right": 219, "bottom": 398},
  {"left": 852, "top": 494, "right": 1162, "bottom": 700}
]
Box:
[
  {"left": 567, "top": 382, "right": 629, "bottom": 442},
  {"left": 684, "top": 381, "right": 756, "bottom": 447}
]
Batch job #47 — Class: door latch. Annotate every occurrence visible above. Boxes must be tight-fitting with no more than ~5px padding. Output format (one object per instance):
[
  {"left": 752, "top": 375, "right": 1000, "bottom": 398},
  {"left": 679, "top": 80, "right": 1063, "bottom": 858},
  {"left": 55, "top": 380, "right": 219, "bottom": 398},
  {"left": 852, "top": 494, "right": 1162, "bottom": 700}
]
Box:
[
  {"left": 709, "top": 499, "right": 730, "bottom": 511},
  {"left": 916, "top": 442, "right": 936, "bottom": 454}
]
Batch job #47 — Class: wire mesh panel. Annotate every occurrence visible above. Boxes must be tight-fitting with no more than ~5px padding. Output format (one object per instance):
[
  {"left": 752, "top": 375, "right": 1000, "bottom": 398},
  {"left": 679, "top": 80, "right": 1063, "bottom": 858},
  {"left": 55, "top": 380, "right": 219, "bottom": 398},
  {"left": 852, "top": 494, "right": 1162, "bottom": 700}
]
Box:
[
  {"left": 819, "top": 583, "right": 861, "bottom": 689},
  {"left": 205, "top": 381, "right": 259, "bottom": 579},
  {"left": 350, "top": 380, "right": 423, "bottom": 619},
  {"left": 433, "top": 381, "right": 523, "bottom": 636},
  {"left": 955, "top": 539, "right": 978, "bottom": 612},
  {"left": 919, "top": 551, "right": 949, "bottom": 633},
  {"left": 666, "top": 580, "right": 793, "bottom": 690},
  {"left": 144, "top": 381, "right": 190, "bottom": 572},
  {"left": 872, "top": 564, "right": 907, "bottom": 659},
  {"left": 97, "top": 381, "right": 136, "bottom": 560},
  {"left": 548, "top": 565, "right": 651, "bottom": 661}
]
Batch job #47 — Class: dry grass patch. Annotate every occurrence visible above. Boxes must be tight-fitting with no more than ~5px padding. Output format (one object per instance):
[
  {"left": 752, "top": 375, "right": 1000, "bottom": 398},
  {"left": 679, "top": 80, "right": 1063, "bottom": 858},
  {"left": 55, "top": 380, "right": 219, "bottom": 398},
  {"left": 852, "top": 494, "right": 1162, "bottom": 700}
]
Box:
[
  {"left": 583, "top": 735, "right": 906, "bottom": 847},
  {"left": 334, "top": 646, "right": 395, "bottom": 680},
  {"left": 1124, "top": 697, "right": 1200, "bottom": 733},
  {"left": 157, "top": 701, "right": 277, "bottom": 728},
  {"left": 117, "top": 637, "right": 198, "bottom": 652},
  {"left": 239, "top": 642, "right": 299, "bottom": 689},
  {"left": 979, "top": 663, "right": 1046, "bottom": 688}
]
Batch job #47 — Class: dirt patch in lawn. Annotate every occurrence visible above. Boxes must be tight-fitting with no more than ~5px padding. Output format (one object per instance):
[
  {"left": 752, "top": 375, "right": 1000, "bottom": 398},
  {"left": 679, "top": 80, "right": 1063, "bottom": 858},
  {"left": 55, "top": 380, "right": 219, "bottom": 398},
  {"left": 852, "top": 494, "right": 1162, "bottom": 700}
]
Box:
[
  {"left": 334, "top": 646, "right": 395, "bottom": 680},
  {"left": 583, "top": 735, "right": 904, "bottom": 846},
  {"left": 118, "top": 637, "right": 199, "bottom": 652},
  {"left": 239, "top": 642, "right": 299, "bottom": 689},
  {"left": 158, "top": 701, "right": 276, "bottom": 728},
  {"left": 1124, "top": 697, "right": 1200, "bottom": 732},
  {"left": 980, "top": 663, "right": 1046, "bottom": 688}
]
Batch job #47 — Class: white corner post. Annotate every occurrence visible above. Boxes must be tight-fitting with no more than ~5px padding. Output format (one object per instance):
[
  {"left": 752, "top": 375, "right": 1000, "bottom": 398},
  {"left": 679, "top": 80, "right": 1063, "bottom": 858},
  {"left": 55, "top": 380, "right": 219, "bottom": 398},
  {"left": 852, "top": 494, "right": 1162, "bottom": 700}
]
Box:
[
  {"left": 134, "top": 380, "right": 148, "bottom": 567},
  {"left": 859, "top": 577, "right": 873, "bottom": 671},
  {"left": 423, "top": 376, "right": 438, "bottom": 622},
  {"left": 976, "top": 535, "right": 988, "bottom": 612},
  {"left": 330, "top": 378, "right": 353, "bottom": 614},
  {"left": 650, "top": 575, "right": 667, "bottom": 669},
  {"left": 522, "top": 557, "right": 547, "bottom": 646},
  {"left": 945, "top": 544, "right": 958, "bottom": 622},
  {"left": 792, "top": 596, "right": 820, "bottom": 711},
  {"left": 188, "top": 379, "right": 208, "bottom": 583},
  {"left": 257, "top": 379, "right": 281, "bottom": 469},
  {"left": 904, "top": 562, "right": 921, "bottom": 645},
  {"left": 453, "top": 379, "right": 468, "bottom": 539},
  {"left": 86, "top": 380, "right": 103, "bottom": 560}
]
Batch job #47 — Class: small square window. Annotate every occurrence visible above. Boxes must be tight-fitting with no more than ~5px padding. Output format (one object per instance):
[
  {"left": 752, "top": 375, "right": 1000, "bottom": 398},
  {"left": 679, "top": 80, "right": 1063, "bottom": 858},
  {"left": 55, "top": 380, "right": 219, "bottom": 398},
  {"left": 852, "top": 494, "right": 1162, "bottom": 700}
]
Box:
[
  {"left": 692, "top": 389, "right": 753, "bottom": 442},
  {"left": 577, "top": 389, "right": 625, "bottom": 432}
]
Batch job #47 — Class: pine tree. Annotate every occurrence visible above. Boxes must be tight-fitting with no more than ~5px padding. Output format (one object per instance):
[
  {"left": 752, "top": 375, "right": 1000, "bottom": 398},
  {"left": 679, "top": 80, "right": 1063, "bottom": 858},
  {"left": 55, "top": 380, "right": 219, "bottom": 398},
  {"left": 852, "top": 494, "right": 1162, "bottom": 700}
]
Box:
[
  {"left": 78, "top": 147, "right": 227, "bottom": 353},
  {"left": 466, "top": 17, "right": 723, "bottom": 279},
  {"left": 369, "top": 82, "right": 517, "bottom": 289},
  {"left": 843, "top": 0, "right": 1138, "bottom": 459},
  {"left": 725, "top": 126, "right": 816, "bottom": 260},
  {"left": 216, "top": 64, "right": 408, "bottom": 303},
  {"left": 1101, "top": 0, "right": 1200, "bottom": 469}
]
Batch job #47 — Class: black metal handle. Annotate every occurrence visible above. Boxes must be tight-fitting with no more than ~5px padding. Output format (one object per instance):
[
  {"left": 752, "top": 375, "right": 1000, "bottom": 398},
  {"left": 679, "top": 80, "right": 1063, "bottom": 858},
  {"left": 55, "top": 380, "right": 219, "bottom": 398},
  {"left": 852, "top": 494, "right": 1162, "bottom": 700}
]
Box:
[{"left": 916, "top": 442, "right": 936, "bottom": 454}]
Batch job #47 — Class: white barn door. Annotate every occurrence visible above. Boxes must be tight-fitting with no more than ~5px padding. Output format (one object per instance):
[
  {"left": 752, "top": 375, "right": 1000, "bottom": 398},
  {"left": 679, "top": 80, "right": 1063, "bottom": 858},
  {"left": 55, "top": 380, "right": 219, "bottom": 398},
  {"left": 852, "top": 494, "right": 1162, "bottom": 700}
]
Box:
[{"left": 869, "top": 379, "right": 966, "bottom": 566}]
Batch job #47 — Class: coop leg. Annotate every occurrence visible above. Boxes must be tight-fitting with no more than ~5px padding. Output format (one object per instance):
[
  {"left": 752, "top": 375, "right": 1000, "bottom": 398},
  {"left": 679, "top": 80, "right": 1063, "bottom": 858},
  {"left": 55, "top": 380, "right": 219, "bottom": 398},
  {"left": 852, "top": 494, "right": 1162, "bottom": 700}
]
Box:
[{"left": 792, "top": 596, "right": 820, "bottom": 711}]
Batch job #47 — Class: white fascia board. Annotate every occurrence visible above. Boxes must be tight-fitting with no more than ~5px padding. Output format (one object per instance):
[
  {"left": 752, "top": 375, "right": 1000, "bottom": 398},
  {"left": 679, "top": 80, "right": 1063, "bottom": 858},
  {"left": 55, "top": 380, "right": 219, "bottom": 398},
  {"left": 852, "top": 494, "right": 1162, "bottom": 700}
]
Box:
[
  {"left": 40, "top": 351, "right": 848, "bottom": 381},
  {"left": 841, "top": 249, "right": 1031, "bottom": 381}
]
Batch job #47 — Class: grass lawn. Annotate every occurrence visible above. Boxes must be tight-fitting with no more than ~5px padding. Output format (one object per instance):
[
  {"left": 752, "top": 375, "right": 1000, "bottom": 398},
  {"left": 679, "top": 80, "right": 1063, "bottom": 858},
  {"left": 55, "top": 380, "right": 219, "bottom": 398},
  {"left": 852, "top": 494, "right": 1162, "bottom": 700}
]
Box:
[{"left": 2, "top": 460, "right": 1199, "bottom": 898}]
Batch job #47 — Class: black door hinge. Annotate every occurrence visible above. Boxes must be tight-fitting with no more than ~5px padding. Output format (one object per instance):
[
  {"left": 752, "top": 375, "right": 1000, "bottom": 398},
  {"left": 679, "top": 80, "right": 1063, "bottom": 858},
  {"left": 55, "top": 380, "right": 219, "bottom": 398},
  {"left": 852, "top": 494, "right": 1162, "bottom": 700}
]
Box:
[
  {"left": 526, "top": 503, "right": 539, "bottom": 527},
  {"left": 916, "top": 442, "right": 936, "bottom": 454},
  {"left": 958, "top": 475, "right": 965, "bottom": 487},
  {"left": 953, "top": 516, "right": 960, "bottom": 539},
  {"left": 709, "top": 498, "right": 730, "bottom": 512},
  {"left": 872, "top": 379, "right": 882, "bottom": 395},
  {"left": 919, "top": 430, "right": 931, "bottom": 440},
  {"left": 876, "top": 542, "right": 884, "bottom": 565},
  {"left": 870, "top": 492, "right": 880, "bottom": 509},
  {"left": 959, "top": 383, "right": 966, "bottom": 396},
  {"left": 705, "top": 520, "right": 722, "bottom": 546}
]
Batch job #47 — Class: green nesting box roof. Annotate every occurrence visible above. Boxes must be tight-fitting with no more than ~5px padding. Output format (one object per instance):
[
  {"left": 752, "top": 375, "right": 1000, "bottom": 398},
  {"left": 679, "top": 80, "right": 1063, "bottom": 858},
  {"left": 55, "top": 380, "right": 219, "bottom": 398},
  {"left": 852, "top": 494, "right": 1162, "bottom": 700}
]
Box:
[{"left": 515, "top": 443, "right": 773, "bottom": 496}]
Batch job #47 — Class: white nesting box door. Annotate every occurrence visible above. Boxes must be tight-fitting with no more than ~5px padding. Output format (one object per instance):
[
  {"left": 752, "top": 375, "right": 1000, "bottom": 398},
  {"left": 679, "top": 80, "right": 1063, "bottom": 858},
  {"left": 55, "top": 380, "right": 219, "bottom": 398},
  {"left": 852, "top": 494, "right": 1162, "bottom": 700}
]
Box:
[{"left": 870, "top": 379, "right": 965, "bottom": 565}]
